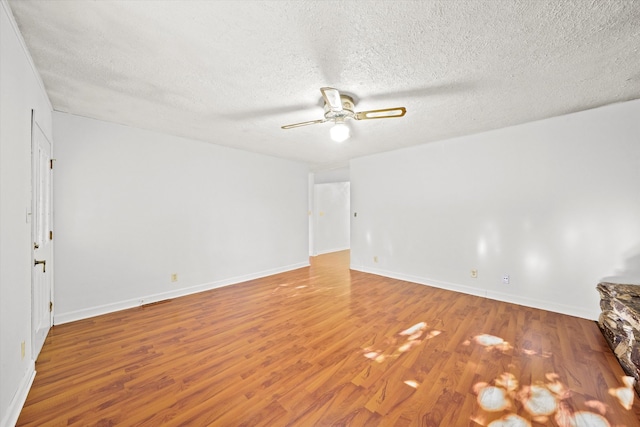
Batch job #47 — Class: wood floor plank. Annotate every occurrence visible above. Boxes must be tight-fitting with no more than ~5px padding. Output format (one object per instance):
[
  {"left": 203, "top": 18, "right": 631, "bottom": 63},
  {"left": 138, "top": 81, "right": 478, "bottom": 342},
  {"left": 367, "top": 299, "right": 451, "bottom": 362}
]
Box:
[{"left": 17, "top": 251, "right": 640, "bottom": 426}]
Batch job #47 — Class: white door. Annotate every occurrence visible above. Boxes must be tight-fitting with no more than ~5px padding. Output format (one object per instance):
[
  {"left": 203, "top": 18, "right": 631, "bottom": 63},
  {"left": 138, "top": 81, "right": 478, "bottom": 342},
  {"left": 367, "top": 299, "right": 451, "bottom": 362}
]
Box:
[{"left": 32, "top": 118, "right": 53, "bottom": 358}]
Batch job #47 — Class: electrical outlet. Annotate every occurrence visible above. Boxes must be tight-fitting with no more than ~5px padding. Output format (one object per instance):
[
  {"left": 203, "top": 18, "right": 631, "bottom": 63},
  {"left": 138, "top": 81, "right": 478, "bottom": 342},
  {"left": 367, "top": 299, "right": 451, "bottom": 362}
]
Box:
[
  {"left": 471, "top": 269, "right": 478, "bottom": 278},
  {"left": 21, "top": 341, "right": 25, "bottom": 360},
  {"left": 171, "top": 273, "right": 178, "bottom": 282},
  {"left": 373, "top": 256, "right": 378, "bottom": 263},
  {"left": 502, "top": 274, "right": 510, "bottom": 284}
]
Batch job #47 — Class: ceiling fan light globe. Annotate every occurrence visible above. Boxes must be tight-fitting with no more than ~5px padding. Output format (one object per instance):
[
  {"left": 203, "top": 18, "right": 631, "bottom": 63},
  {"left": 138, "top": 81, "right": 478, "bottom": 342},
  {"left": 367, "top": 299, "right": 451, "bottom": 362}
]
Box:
[{"left": 330, "top": 122, "right": 350, "bottom": 142}]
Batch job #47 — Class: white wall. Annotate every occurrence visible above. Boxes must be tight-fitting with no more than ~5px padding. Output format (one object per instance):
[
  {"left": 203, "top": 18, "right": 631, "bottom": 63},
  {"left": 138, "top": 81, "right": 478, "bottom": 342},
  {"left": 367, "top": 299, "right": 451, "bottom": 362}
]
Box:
[
  {"left": 351, "top": 100, "right": 640, "bottom": 320},
  {"left": 313, "top": 182, "right": 350, "bottom": 255},
  {"left": 53, "top": 112, "right": 309, "bottom": 323},
  {"left": 314, "top": 166, "right": 350, "bottom": 184},
  {"left": 0, "top": 2, "right": 53, "bottom": 426}
]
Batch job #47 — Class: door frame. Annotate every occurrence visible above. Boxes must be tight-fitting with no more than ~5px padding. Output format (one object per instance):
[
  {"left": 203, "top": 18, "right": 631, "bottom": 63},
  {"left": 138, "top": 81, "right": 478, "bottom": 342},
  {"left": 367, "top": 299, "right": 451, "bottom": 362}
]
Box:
[{"left": 31, "top": 111, "right": 53, "bottom": 358}]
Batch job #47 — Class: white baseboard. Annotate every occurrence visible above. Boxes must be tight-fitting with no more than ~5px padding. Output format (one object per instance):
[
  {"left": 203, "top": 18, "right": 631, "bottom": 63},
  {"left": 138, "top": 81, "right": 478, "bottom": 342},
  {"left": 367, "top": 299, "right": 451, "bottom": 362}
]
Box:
[
  {"left": 350, "top": 264, "right": 597, "bottom": 320},
  {"left": 1, "top": 362, "right": 35, "bottom": 427},
  {"left": 485, "top": 289, "right": 597, "bottom": 320},
  {"left": 54, "top": 261, "right": 310, "bottom": 324}
]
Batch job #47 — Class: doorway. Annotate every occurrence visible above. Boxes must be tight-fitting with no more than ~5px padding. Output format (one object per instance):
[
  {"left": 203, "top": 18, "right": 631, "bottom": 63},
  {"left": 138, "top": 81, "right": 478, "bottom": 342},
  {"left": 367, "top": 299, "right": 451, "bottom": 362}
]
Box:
[{"left": 311, "top": 180, "right": 350, "bottom": 256}]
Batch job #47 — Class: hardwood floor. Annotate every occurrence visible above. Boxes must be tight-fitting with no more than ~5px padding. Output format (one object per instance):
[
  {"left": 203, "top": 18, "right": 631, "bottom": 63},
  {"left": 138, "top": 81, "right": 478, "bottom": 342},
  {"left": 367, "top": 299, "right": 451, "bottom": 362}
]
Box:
[{"left": 18, "top": 251, "right": 640, "bottom": 426}]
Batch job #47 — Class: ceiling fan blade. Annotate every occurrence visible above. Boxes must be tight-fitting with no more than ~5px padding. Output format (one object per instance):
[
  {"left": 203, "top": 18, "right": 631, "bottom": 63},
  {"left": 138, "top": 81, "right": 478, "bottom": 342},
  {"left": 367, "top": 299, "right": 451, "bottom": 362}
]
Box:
[
  {"left": 281, "top": 119, "right": 326, "bottom": 129},
  {"left": 320, "top": 87, "right": 343, "bottom": 112},
  {"left": 355, "top": 107, "right": 407, "bottom": 120}
]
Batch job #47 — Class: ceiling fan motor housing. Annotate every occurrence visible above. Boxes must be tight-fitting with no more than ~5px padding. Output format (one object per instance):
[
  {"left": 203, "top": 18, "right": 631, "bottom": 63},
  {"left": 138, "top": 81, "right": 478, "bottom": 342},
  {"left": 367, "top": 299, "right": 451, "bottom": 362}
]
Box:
[{"left": 324, "top": 95, "right": 355, "bottom": 120}]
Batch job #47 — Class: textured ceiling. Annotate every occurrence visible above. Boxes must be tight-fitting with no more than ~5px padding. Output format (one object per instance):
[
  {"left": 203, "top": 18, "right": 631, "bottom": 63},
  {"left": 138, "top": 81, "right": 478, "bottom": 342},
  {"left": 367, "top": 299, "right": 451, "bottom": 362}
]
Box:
[{"left": 7, "top": 0, "right": 640, "bottom": 170}]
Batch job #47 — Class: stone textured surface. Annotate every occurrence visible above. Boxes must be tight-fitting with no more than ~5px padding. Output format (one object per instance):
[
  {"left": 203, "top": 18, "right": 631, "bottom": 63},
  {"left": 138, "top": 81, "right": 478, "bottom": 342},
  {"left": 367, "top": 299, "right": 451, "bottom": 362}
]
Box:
[
  {"left": 6, "top": 0, "right": 640, "bottom": 169},
  {"left": 597, "top": 282, "right": 640, "bottom": 395}
]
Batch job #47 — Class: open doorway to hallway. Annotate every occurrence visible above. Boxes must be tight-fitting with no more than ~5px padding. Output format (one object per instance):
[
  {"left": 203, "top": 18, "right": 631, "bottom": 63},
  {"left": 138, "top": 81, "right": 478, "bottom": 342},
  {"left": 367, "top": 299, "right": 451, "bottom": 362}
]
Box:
[{"left": 309, "top": 167, "right": 350, "bottom": 256}]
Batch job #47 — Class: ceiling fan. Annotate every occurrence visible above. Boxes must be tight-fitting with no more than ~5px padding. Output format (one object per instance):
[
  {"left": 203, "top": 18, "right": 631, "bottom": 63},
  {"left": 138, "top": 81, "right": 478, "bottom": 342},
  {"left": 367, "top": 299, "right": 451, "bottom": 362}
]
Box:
[{"left": 281, "top": 87, "right": 407, "bottom": 142}]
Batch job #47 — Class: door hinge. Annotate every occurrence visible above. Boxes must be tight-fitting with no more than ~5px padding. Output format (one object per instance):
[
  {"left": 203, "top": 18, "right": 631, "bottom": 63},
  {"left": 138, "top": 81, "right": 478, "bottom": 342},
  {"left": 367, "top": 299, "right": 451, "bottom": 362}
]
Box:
[
  {"left": 49, "top": 301, "right": 53, "bottom": 312},
  {"left": 50, "top": 159, "right": 56, "bottom": 170},
  {"left": 49, "top": 230, "right": 53, "bottom": 240}
]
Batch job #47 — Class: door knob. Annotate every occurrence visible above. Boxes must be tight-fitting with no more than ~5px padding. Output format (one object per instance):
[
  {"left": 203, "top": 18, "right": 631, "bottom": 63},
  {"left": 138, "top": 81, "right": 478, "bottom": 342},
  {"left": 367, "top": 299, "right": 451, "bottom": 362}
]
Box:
[{"left": 34, "top": 259, "right": 46, "bottom": 273}]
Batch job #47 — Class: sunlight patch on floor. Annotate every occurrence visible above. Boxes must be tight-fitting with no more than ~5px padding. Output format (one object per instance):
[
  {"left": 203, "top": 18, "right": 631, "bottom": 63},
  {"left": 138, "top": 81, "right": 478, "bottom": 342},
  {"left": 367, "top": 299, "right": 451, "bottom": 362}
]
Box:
[
  {"left": 403, "top": 380, "right": 419, "bottom": 389},
  {"left": 362, "top": 321, "right": 442, "bottom": 367},
  {"left": 486, "top": 414, "right": 530, "bottom": 427},
  {"left": 360, "top": 327, "right": 634, "bottom": 424},
  {"left": 464, "top": 334, "right": 513, "bottom": 353},
  {"left": 471, "top": 370, "right": 632, "bottom": 426},
  {"left": 608, "top": 376, "right": 635, "bottom": 410},
  {"left": 467, "top": 333, "right": 634, "bottom": 427}
]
